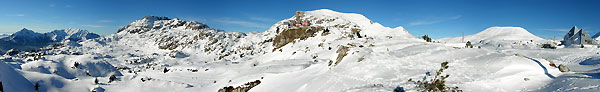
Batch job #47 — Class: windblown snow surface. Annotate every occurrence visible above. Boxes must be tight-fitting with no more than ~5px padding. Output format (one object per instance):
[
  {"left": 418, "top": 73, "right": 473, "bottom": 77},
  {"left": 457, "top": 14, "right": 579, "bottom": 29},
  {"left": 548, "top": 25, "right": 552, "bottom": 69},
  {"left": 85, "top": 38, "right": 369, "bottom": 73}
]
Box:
[{"left": 1, "top": 9, "right": 599, "bottom": 92}]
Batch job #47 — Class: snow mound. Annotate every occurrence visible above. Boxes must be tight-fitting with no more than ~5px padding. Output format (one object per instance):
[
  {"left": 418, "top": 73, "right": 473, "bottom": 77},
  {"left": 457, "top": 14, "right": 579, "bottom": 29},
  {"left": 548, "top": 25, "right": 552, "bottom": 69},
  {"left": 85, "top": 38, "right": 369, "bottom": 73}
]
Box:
[{"left": 439, "top": 27, "right": 544, "bottom": 42}]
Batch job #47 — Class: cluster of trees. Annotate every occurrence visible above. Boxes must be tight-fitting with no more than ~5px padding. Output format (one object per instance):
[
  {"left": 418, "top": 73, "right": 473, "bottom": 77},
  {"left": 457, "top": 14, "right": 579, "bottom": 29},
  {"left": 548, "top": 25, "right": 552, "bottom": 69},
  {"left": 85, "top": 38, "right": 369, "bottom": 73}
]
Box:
[{"left": 422, "top": 35, "right": 432, "bottom": 42}]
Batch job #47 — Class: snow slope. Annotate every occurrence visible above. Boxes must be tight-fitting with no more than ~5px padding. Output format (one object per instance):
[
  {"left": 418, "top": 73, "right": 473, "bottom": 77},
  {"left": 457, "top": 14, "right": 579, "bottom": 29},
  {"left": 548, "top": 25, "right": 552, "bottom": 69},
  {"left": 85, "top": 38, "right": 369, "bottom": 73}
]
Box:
[
  {"left": 0, "top": 60, "right": 36, "bottom": 92},
  {"left": 439, "top": 27, "right": 544, "bottom": 43},
  {"left": 1, "top": 9, "right": 599, "bottom": 92}
]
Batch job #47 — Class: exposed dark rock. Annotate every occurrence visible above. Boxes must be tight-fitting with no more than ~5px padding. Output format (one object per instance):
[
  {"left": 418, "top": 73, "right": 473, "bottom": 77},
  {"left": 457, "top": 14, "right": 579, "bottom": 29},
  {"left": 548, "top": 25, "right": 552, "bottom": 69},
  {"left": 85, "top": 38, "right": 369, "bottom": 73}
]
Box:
[
  {"left": 335, "top": 46, "right": 350, "bottom": 66},
  {"left": 272, "top": 26, "right": 325, "bottom": 51},
  {"left": 217, "top": 80, "right": 261, "bottom": 92},
  {"left": 559, "top": 64, "right": 570, "bottom": 72}
]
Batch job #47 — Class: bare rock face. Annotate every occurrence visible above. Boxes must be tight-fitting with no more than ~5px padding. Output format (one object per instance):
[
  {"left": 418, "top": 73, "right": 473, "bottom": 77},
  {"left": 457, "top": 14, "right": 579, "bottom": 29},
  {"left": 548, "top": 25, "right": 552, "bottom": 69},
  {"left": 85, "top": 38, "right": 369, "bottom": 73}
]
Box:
[
  {"left": 559, "top": 64, "right": 570, "bottom": 72},
  {"left": 334, "top": 46, "right": 350, "bottom": 66},
  {"left": 4, "top": 49, "right": 20, "bottom": 56},
  {"left": 218, "top": 80, "right": 261, "bottom": 92},
  {"left": 168, "top": 50, "right": 188, "bottom": 58}
]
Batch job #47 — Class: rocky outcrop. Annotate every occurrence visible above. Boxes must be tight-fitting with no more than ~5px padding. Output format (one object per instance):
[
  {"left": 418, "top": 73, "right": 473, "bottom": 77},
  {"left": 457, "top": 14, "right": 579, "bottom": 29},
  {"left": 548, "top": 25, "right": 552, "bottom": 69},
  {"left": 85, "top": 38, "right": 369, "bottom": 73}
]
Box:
[
  {"left": 217, "top": 80, "right": 261, "bottom": 92},
  {"left": 272, "top": 26, "right": 325, "bottom": 50},
  {"left": 559, "top": 64, "right": 570, "bottom": 72},
  {"left": 335, "top": 46, "right": 350, "bottom": 66},
  {"left": 563, "top": 26, "right": 596, "bottom": 46}
]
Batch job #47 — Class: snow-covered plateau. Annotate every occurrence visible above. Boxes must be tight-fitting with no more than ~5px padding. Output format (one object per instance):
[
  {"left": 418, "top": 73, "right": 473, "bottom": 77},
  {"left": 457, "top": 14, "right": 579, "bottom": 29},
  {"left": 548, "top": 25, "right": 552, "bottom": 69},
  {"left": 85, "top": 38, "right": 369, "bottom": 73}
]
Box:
[{"left": 1, "top": 9, "right": 599, "bottom": 92}]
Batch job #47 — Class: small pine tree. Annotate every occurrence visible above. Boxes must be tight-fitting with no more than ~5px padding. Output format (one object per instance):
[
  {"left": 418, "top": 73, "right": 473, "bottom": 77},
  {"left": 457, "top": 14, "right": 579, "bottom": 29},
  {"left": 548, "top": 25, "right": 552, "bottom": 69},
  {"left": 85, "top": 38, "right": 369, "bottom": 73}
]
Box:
[
  {"left": 109, "top": 75, "right": 116, "bottom": 83},
  {"left": 465, "top": 41, "right": 473, "bottom": 48},
  {"left": 0, "top": 81, "right": 3, "bottom": 92},
  {"left": 34, "top": 82, "right": 39, "bottom": 91},
  {"left": 74, "top": 62, "right": 79, "bottom": 68},
  {"left": 163, "top": 68, "right": 169, "bottom": 73},
  {"left": 94, "top": 78, "right": 99, "bottom": 84},
  {"left": 394, "top": 86, "right": 405, "bottom": 92},
  {"left": 408, "top": 61, "right": 461, "bottom": 92},
  {"left": 422, "top": 35, "right": 432, "bottom": 42}
]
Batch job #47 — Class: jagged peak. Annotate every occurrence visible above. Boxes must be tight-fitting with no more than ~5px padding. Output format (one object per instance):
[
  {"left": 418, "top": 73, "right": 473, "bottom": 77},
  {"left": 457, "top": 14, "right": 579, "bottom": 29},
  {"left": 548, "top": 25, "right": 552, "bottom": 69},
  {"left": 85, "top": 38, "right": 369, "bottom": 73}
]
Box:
[
  {"left": 593, "top": 31, "right": 600, "bottom": 39},
  {"left": 568, "top": 26, "right": 579, "bottom": 35},
  {"left": 576, "top": 29, "right": 589, "bottom": 36},
  {"left": 17, "top": 28, "right": 34, "bottom": 33},
  {"left": 118, "top": 16, "right": 211, "bottom": 34},
  {"left": 143, "top": 16, "right": 170, "bottom": 20},
  {"left": 13, "top": 28, "right": 40, "bottom": 36},
  {"left": 56, "top": 27, "right": 89, "bottom": 34}
]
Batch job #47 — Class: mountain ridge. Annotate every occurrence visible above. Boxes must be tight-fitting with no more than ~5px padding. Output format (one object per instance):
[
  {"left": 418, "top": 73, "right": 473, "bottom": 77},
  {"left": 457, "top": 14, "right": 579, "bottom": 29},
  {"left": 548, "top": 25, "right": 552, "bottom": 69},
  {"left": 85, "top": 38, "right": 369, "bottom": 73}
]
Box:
[{"left": 0, "top": 28, "right": 100, "bottom": 54}]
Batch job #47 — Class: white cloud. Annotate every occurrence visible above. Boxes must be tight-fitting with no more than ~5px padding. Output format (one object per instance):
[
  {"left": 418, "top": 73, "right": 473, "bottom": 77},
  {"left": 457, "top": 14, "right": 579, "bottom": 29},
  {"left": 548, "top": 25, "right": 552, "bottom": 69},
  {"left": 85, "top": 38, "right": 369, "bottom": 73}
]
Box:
[
  {"left": 408, "top": 21, "right": 440, "bottom": 26},
  {"left": 6, "top": 14, "right": 25, "bottom": 17},
  {"left": 82, "top": 25, "right": 104, "bottom": 28},
  {"left": 49, "top": 4, "right": 56, "bottom": 7},
  {"left": 249, "top": 17, "right": 275, "bottom": 22},
  {"left": 214, "top": 18, "right": 268, "bottom": 28},
  {"left": 408, "top": 15, "right": 462, "bottom": 26},
  {"left": 180, "top": 16, "right": 207, "bottom": 23},
  {"left": 541, "top": 29, "right": 570, "bottom": 32},
  {"left": 97, "top": 20, "right": 113, "bottom": 23},
  {"left": 65, "top": 5, "right": 72, "bottom": 8}
]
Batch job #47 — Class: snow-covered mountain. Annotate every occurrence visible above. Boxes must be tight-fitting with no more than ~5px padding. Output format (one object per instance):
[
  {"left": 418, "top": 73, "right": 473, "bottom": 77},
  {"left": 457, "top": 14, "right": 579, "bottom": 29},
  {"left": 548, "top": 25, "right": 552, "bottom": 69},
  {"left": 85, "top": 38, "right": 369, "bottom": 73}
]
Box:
[
  {"left": 1, "top": 9, "right": 599, "bottom": 92},
  {"left": 47, "top": 28, "right": 100, "bottom": 43},
  {"left": 0, "top": 28, "right": 99, "bottom": 54},
  {"left": 439, "top": 27, "right": 544, "bottom": 43},
  {"left": 592, "top": 31, "right": 600, "bottom": 40},
  {"left": 0, "top": 33, "right": 9, "bottom": 38}
]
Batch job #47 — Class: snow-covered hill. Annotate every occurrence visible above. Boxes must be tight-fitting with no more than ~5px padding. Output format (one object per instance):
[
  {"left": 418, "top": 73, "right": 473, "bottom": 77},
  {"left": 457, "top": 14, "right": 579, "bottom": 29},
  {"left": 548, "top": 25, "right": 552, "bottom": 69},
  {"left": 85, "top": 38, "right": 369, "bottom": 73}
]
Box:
[
  {"left": 439, "top": 27, "right": 544, "bottom": 43},
  {"left": 0, "top": 28, "right": 99, "bottom": 54},
  {"left": 1, "top": 9, "right": 599, "bottom": 92}
]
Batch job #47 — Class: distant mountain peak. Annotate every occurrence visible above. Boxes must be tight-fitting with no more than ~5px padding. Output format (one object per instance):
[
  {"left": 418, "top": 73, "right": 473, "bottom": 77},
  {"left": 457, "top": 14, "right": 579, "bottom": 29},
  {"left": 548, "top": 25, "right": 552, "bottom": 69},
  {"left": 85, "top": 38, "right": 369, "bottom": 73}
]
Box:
[
  {"left": 0, "top": 28, "right": 100, "bottom": 52},
  {"left": 117, "top": 16, "right": 209, "bottom": 34},
  {"left": 143, "top": 16, "right": 170, "bottom": 20},
  {"left": 49, "top": 28, "right": 100, "bottom": 42},
  {"left": 15, "top": 28, "right": 36, "bottom": 34},
  {"left": 64, "top": 27, "right": 85, "bottom": 34},
  {"left": 439, "top": 26, "right": 543, "bottom": 42}
]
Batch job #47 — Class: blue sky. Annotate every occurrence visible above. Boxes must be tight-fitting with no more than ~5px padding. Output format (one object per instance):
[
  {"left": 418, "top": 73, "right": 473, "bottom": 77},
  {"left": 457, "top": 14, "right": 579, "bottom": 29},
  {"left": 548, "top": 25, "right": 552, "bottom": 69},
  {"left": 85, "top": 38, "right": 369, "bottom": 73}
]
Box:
[{"left": 1, "top": 0, "right": 599, "bottom": 39}]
